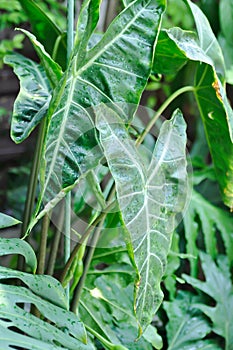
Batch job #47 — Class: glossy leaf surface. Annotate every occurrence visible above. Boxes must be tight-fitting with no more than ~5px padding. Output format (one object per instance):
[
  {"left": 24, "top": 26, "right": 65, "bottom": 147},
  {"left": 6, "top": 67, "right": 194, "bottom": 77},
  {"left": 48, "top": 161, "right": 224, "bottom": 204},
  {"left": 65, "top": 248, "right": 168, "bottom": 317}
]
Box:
[
  {"left": 97, "top": 106, "right": 188, "bottom": 330},
  {"left": 184, "top": 253, "right": 233, "bottom": 349},
  {"left": 36, "top": 0, "right": 165, "bottom": 222},
  {"left": 184, "top": 190, "right": 233, "bottom": 276},
  {"left": 0, "top": 238, "right": 36, "bottom": 272},
  {"left": 0, "top": 212, "right": 21, "bottom": 229},
  {"left": 0, "top": 283, "right": 89, "bottom": 349},
  {"left": 18, "top": 0, "right": 67, "bottom": 69},
  {"left": 4, "top": 53, "right": 51, "bottom": 143},
  {"left": 164, "top": 291, "right": 221, "bottom": 350},
  {"left": 153, "top": 27, "right": 233, "bottom": 208},
  {"left": 0, "top": 266, "right": 67, "bottom": 309}
]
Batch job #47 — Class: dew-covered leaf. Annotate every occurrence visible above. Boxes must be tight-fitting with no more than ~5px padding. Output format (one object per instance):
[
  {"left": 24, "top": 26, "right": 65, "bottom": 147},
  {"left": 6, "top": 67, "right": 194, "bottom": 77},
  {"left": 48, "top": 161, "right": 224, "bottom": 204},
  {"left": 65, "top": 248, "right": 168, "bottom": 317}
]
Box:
[
  {"left": 0, "top": 238, "right": 37, "bottom": 273},
  {"left": 4, "top": 53, "right": 51, "bottom": 143},
  {"left": 32, "top": 0, "right": 165, "bottom": 228},
  {"left": 0, "top": 283, "right": 88, "bottom": 348},
  {"left": 0, "top": 266, "right": 67, "bottom": 309},
  {"left": 0, "top": 212, "right": 21, "bottom": 229},
  {"left": 96, "top": 106, "right": 188, "bottom": 330}
]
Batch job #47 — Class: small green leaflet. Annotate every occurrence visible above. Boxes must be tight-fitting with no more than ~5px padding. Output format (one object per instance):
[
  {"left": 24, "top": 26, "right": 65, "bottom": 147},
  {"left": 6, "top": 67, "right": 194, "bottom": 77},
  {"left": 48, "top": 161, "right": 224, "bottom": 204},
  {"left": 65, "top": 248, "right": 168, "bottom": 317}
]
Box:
[
  {"left": 0, "top": 212, "right": 21, "bottom": 229},
  {"left": 96, "top": 105, "right": 188, "bottom": 330},
  {"left": 4, "top": 53, "right": 51, "bottom": 143},
  {"left": 0, "top": 238, "right": 36, "bottom": 272}
]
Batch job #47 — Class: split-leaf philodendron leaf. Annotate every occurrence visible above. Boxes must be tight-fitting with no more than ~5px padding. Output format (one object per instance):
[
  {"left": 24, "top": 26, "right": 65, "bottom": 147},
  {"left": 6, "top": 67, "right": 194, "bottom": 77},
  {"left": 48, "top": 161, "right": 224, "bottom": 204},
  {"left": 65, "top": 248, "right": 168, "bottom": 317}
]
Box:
[
  {"left": 31, "top": 0, "right": 166, "bottom": 229},
  {"left": 153, "top": 26, "right": 233, "bottom": 209},
  {"left": 96, "top": 106, "right": 188, "bottom": 330}
]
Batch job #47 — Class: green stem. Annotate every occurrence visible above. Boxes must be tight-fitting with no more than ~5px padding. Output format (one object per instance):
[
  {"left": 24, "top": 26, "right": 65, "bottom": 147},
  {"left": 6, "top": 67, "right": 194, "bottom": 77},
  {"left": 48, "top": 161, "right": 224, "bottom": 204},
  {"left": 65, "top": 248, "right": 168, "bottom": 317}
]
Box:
[
  {"left": 67, "top": 0, "right": 74, "bottom": 62},
  {"left": 37, "top": 213, "right": 50, "bottom": 274},
  {"left": 136, "top": 85, "right": 194, "bottom": 145},
  {"left": 85, "top": 324, "right": 128, "bottom": 350},
  {"left": 64, "top": 191, "right": 71, "bottom": 299},
  {"left": 17, "top": 119, "right": 46, "bottom": 271}
]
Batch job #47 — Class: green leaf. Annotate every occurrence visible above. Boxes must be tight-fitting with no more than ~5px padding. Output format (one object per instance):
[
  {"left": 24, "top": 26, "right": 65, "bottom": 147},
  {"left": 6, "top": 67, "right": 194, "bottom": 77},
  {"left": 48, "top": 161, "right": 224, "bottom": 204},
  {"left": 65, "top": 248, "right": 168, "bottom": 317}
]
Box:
[
  {"left": 96, "top": 106, "right": 188, "bottom": 330},
  {"left": 4, "top": 53, "right": 51, "bottom": 143},
  {"left": 0, "top": 238, "right": 36, "bottom": 272},
  {"left": 218, "top": 34, "right": 233, "bottom": 84},
  {"left": 219, "top": 0, "right": 233, "bottom": 46},
  {"left": 0, "top": 212, "right": 21, "bottom": 228},
  {"left": 183, "top": 190, "right": 233, "bottom": 276},
  {"left": 183, "top": 253, "right": 233, "bottom": 349},
  {"left": 0, "top": 266, "right": 67, "bottom": 309},
  {"left": 0, "top": 283, "right": 89, "bottom": 349},
  {"left": 153, "top": 26, "right": 233, "bottom": 208},
  {"left": 32, "top": 0, "right": 165, "bottom": 227},
  {"left": 164, "top": 291, "right": 221, "bottom": 350},
  {"left": 184, "top": 0, "right": 225, "bottom": 80},
  {"left": 17, "top": 28, "right": 63, "bottom": 88},
  {"left": 18, "top": 0, "right": 66, "bottom": 69}
]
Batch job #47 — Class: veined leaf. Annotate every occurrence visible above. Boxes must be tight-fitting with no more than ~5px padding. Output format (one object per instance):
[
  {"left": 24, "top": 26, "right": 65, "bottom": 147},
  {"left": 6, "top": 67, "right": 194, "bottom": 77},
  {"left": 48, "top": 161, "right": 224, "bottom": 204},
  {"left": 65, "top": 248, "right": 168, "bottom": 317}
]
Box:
[
  {"left": 34, "top": 0, "right": 165, "bottom": 226},
  {"left": 183, "top": 190, "right": 233, "bottom": 277},
  {"left": 164, "top": 291, "right": 221, "bottom": 350},
  {"left": 0, "top": 238, "right": 36, "bottom": 272},
  {"left": 153, "top": 27, "right": 233, "bottom": 208},
  {"left": 18, "top": 0, "right": 67, "bottom": 69},
  {"left": 0, "top": 266, "right": 67, "bottom": 309},
  {"left": 96, "top": 106, "right": 188, "bottom": 330},
  {"left": 0, "top": 283, "right": 89, "bottom": 349},
  {"left": 4, "top": 53, "right": 51, "bottom": 143},
  {"left": 184, "top": 0, "right": 225, "bottom": 80},
  {"left": 183, "top": 253, "right": 233, "bottom": 349},
  {"left": 0, "top": 212, "right": 21, "bottom": 229},
  {"left": 17, "top": 28, "right": 63, "bottom": 88}
]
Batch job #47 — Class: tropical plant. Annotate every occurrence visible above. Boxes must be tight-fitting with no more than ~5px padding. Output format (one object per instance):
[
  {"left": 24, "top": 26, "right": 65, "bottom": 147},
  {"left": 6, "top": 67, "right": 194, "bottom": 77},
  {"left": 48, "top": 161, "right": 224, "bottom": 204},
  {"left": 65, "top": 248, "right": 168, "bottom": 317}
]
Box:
[{"left": 0, "top": 0, "right": 233, "bottom": 349}]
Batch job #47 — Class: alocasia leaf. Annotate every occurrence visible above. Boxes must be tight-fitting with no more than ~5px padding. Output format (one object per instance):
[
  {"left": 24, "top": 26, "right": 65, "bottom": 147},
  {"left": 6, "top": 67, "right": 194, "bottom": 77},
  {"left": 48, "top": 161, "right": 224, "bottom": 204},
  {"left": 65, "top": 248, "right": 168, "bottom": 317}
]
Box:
[
  {"left": 153, "top": 27, "right": 233, "bottom": 208},
  {"left": 183, "top": 253, "right": 233, "bottom": 349},
  {"left": 0, "top": 283, "right": 89, "bottom": 349},
  {"left": 4, "top": 53, "right": 51, "bottom": 143},
  {"left": 0, "top": 212, "right": 21, "bottom": 229},
  {"left": 164, "top": 291, "right": 221, "bottom": 350},
  {"left": 18, "top": 0, "right": 67, "bottom": 69},
  {"left": 183, "top": 190, "right": 233, "bottom": 277},
  {"left": 96, "top": 106, "right": 188, "bottom": 330},
  {"left": 31, "top": 0, "right": 165, "bottom": 229},
  {"left": 0, "top": 238, "right": 36, "bottom": 272}
]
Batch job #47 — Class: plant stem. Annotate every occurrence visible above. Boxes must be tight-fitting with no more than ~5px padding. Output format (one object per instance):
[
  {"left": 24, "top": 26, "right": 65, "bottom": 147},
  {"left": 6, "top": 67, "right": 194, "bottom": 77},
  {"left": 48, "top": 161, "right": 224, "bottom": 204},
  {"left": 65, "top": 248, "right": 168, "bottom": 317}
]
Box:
[
  {"left": 136, "top": 85, "right": 194, "bottom": 145},
  {"left": 64, "top": 191, "right": 71, "bottom": 298},
  {"left": 67, "top": 0, "right": 74, "bottom": 62},
  {"left": 37, "top": 213, "right": 50, "bottom": 274},
  {"left": 17, "top": 119, "right": 46, "bottom": 271}
]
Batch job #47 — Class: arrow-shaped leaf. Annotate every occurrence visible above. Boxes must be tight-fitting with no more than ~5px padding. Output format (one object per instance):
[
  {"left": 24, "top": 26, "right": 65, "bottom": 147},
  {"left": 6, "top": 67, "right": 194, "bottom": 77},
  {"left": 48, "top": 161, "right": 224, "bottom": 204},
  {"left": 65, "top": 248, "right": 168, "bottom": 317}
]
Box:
[
  {"left": 96, "top": 105, "right": 188, "bottom": 330},
  {"left": 34, "top": 0, "right": 165, "bottom": 225}
]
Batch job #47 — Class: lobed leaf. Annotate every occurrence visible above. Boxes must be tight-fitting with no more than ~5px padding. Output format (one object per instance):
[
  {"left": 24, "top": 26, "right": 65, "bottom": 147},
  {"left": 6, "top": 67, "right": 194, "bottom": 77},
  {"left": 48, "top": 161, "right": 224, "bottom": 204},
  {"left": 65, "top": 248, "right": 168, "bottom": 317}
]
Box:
[
  {"left": 183, "top": 190, "right": 233, "bottom": 276},
  {"left": 0, "top": 238, "right": 36, "bottom": 272},
  {"left": 0, "top": 283, "right": 88, "bottom": 348},
  {"left": 183, "top": 253, "right": 233, "bottom": 349},
  {"left": 96, "top": 105, "right": 188, "bottom": 330},
  {"left": 32, "top": 0, "right": 165, "bottom": 228},
  {"left": 4, "top": 53, "right": 51, "bottom": 143}
]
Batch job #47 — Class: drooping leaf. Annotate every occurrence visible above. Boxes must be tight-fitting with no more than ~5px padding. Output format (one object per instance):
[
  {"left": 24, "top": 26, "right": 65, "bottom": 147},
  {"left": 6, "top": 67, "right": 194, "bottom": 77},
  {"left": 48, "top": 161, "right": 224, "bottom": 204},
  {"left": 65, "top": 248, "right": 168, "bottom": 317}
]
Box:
[
  {"left": 0, "top": 238, "right": 36, "bottom": 272},
  {"left": 96, "top": 106, "right": 188, "bottom": 330},
  {"left": 183, "top": 190, "right": 233, "bottom": 277},
  {"left": 183, "top": 253, "right": 233, "bottom": 349},
  {"left": 4, "top": 53, "right": 51, "bottom": 143},
  {"left": 0, "top": 266, "right": 67, "bottom": 309},
  {"left": 153, "top": 26, "right": 233, "bottom": 208},
  {"left": 18, "top": 0, "right": 67, "bottom": 69},
  {"left": 0, "top": 212, "right": 21, "bottom": 229},
  {"left": 17, "top": 28, "right": 63, "bottom": 88},
  {"left": 0, "top": 283, "right": 89, "bottom": 349},
  {"left": 164, "top": 291, "right": 221, "bottom": 350},
  {"left": 32, "top": 0, "right": 165, "bottom": 228},
  {"left": 184, "top": 0, "right": 225, "bottom": 81}
]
